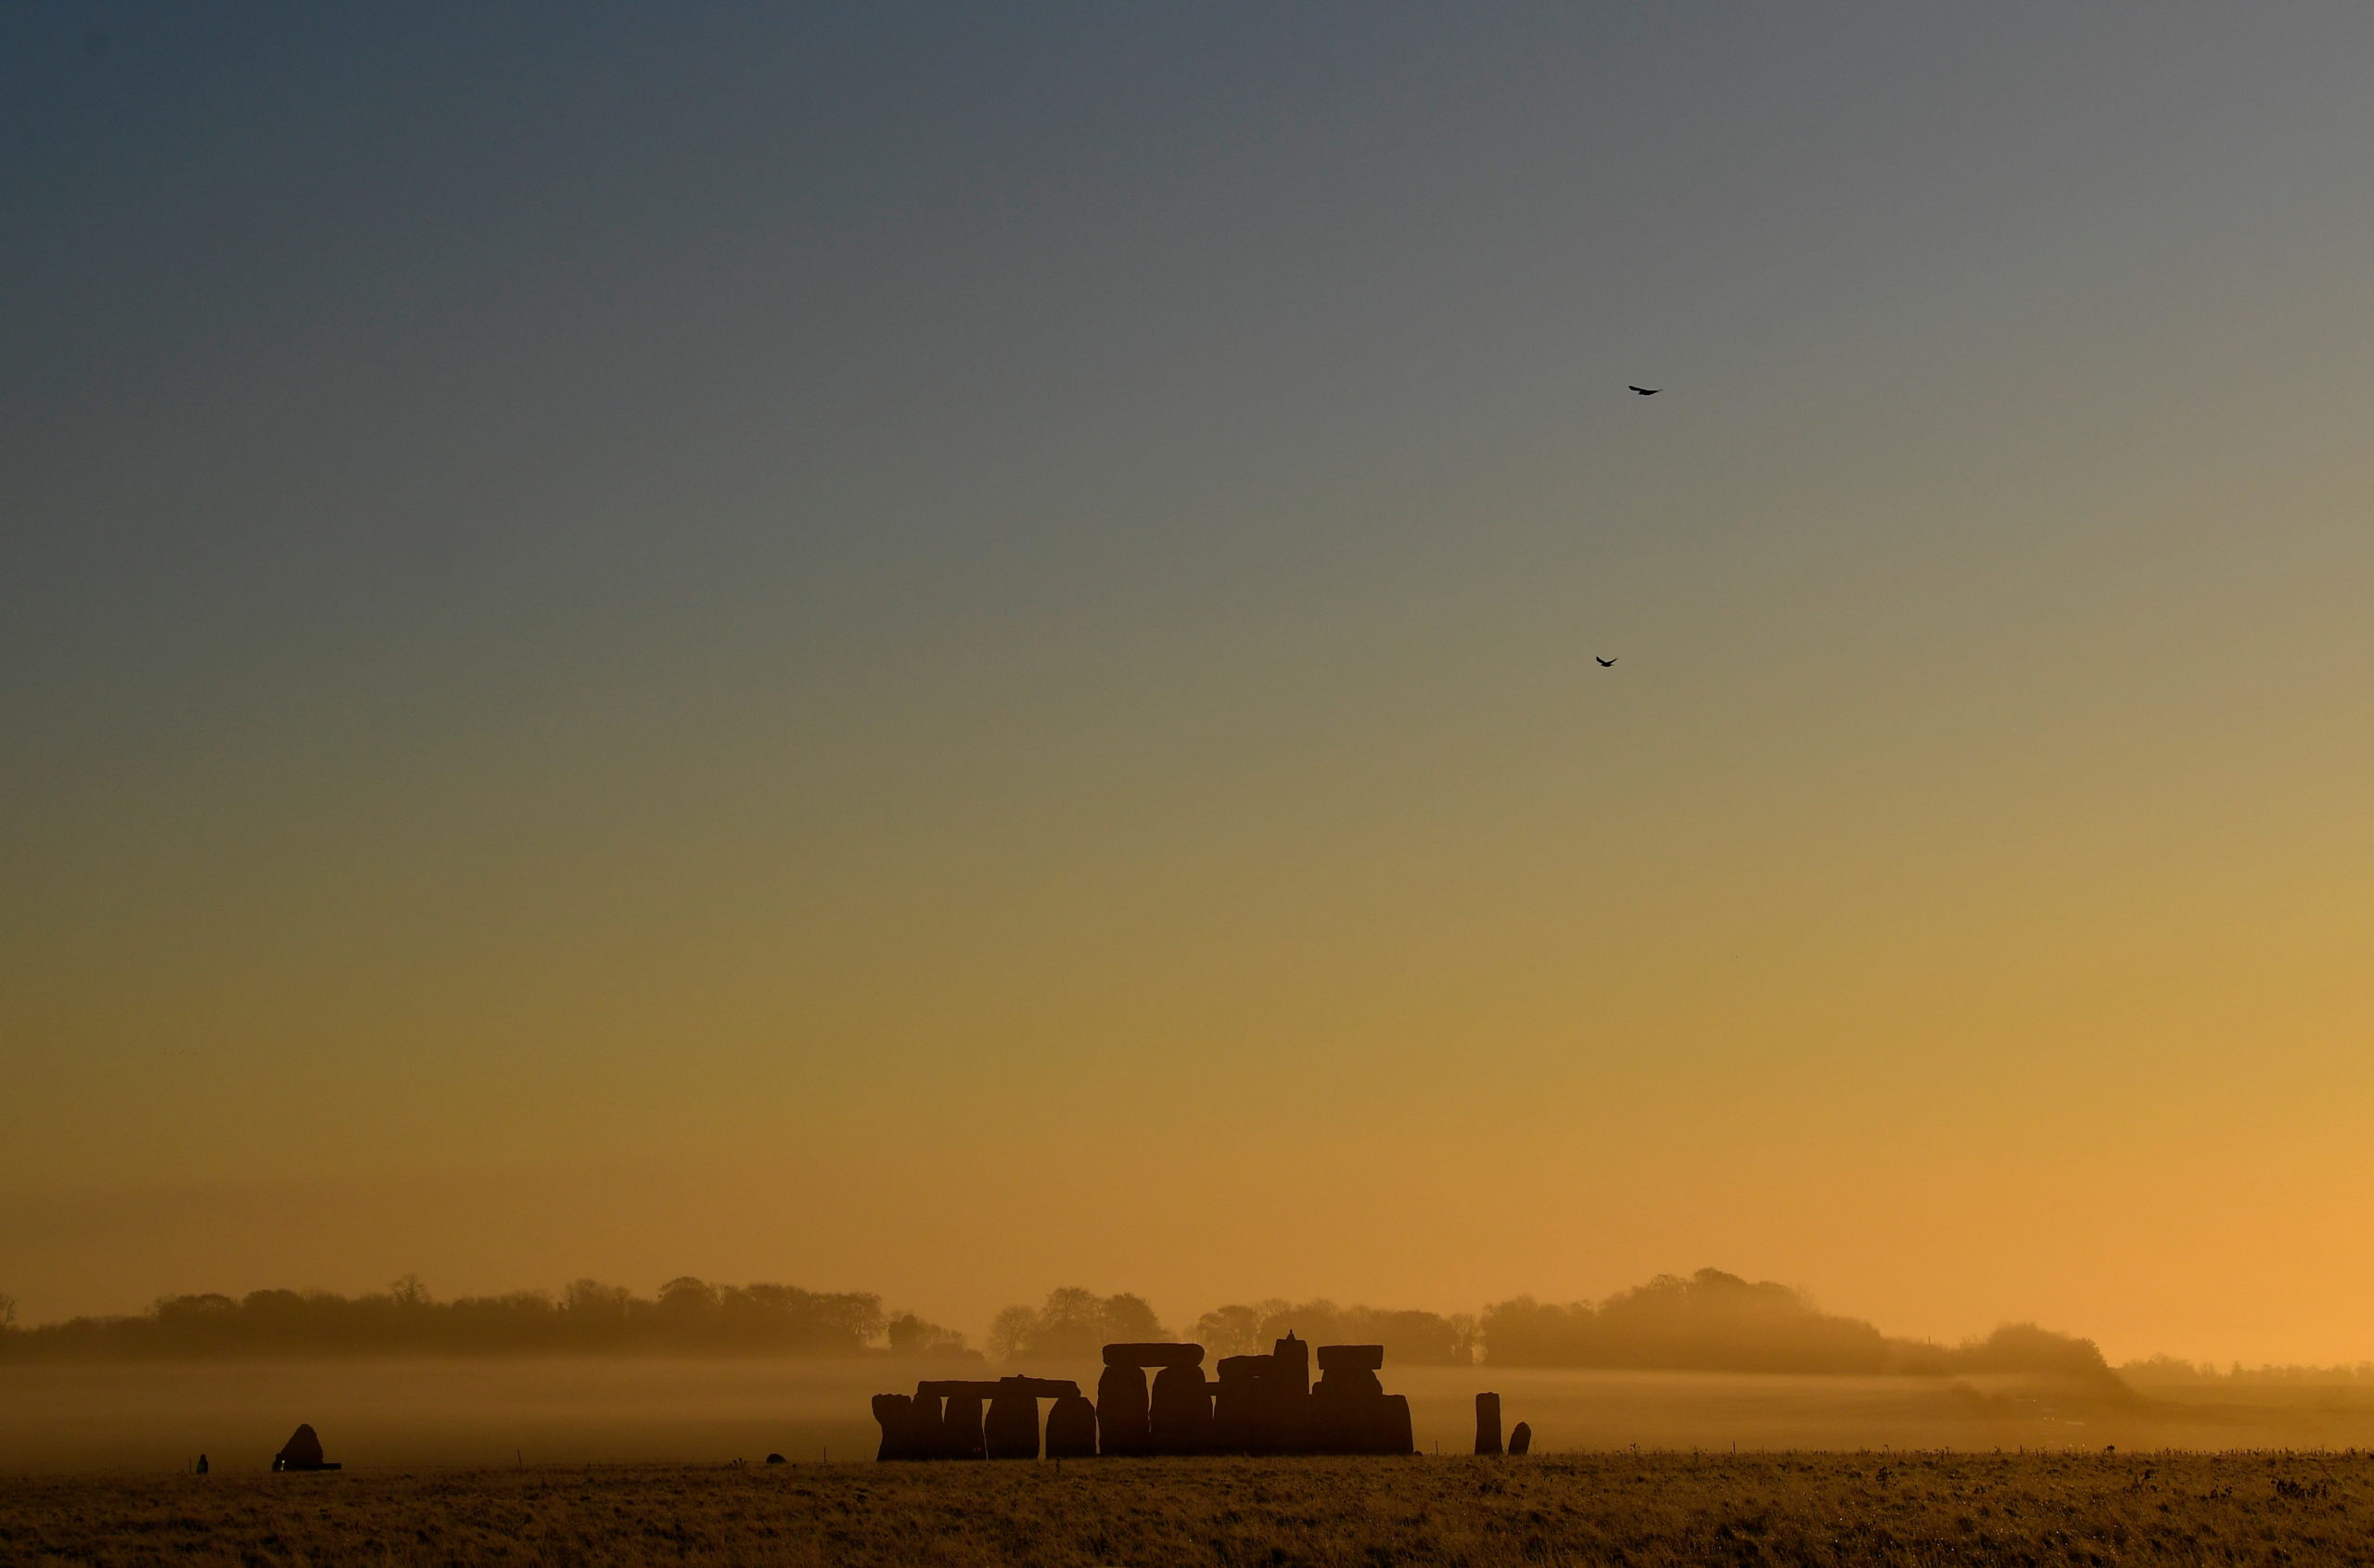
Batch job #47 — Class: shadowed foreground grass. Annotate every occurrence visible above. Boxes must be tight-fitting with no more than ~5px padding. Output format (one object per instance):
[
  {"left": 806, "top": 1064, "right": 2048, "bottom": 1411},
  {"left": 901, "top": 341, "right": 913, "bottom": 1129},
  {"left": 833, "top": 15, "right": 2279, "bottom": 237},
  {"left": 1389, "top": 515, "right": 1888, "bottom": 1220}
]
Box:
[{"left": 5, "top": 1450, "right": 2372, "bottom": 1566}]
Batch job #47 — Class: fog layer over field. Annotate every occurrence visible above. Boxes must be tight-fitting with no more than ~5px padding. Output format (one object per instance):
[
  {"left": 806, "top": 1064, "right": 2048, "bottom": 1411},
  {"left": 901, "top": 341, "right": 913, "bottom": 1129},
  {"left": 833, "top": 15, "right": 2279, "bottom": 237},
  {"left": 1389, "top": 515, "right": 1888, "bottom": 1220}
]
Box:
[{"left": 9, "top": 1360, "right": 2374, "bottom": 1474}]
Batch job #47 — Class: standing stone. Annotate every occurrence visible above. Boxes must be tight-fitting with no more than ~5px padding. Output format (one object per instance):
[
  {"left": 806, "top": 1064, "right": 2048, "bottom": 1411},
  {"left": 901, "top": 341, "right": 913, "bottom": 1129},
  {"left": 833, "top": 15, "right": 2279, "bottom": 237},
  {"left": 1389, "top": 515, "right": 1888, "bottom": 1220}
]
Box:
[
  {"left": 1270, "top": 1332, "right": 1310, "bottom": 1396},
  {"left": 1149, "top": 1363, "right": 1214, "bottom": 1454},
  {"left": 1095, "top": 1364, "right": 1150, "bottom": 1456},
  {"left": 1381, "top": 1395, "right": 1415, "bottom": 1456},
  {"left": 1212, "top": 1355, "right": 1264, "bottom": 1453},
  {"left": 1307, "top": 1391, "right": 1351, "bottom": 1454},
  {"left": 1259, "top": 1333, "right": 1311, "bottom": 1452},
  {"left": 273, "top": 1424, "right": 337, "bottom": 1472},
  {"left": 942, "top": 1389, "right": 988, "bottom": 1460},
  {"left": 1509, "top": 1421, "right": 1533, "bottom": 1456},
  {"left": 1312, "top": 1348, "right": 1387, "bottom": 1453},
  {"left": 872, "top": 1394, "right": 913, "bottom": 1460},
  {"left": 1474, "top": 1392, "right": 1503, "bottom": 1456},
  {"left": 985, "top": 1383, "right": 1040, "bottom": 1460},
  {"left": 1309, "top": 1383, "right": 1357, "bottom": 1453},
  {"left": 1314, "top": 1370, "right": 1399, "bottom": 1454},
  {"left": 1352, "top": 1395, "right": 1400, "bottom": 1455},
  {"left": 1045, "top": 1394, "right": 1098, "bottom": 1459},
  {"left": 904, "top": 1389, "right": 948, "bottom": 1459}
]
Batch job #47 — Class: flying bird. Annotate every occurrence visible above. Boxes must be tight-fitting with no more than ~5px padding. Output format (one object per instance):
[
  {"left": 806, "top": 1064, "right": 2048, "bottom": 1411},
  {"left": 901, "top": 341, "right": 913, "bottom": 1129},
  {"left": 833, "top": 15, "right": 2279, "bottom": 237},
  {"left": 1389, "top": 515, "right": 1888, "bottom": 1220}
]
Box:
[
  {"left": 1628, "top": 385, "right": 1661, "bottom": 395},
  {"left": 1596, "top": 657, "right": 1617, "bottom": 668}
]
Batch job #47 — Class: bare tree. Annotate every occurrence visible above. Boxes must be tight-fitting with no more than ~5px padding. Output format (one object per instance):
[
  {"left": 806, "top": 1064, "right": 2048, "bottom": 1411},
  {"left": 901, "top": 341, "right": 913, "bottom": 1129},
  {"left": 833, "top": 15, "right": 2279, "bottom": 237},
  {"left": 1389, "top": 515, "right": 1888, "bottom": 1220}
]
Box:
[
  {"left": 988, "top": 1289, "right": 1171, "bottom": 1363},
  {"left": 1193, "top": 1300, "right": 1292, "bottom": 1358},
  {"left": 987, "top": 1305, "right": 1038, "bottom": 1363}
]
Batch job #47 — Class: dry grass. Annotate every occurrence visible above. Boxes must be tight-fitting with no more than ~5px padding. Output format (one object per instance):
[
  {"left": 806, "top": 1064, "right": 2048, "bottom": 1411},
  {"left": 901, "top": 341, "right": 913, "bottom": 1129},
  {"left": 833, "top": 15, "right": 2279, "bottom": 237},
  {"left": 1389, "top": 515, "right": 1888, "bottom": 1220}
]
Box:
[{"left": 6, "top": 1449, "right": 2374, "bottom": 1567}]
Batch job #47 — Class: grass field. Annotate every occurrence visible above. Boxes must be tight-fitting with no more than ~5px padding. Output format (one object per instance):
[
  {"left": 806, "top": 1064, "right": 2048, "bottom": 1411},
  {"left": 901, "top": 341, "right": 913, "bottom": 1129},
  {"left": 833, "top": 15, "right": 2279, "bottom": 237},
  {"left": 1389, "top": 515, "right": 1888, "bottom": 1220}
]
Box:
[{"left": 5, "top": 1449, "right": 2373, "bottom": 1567}]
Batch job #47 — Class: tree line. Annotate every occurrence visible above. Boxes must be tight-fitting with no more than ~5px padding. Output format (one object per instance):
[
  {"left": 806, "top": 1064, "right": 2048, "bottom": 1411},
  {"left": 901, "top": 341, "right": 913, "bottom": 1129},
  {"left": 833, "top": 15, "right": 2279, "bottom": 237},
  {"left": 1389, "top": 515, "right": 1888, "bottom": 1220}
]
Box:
[
  {"left": 1474, "top": 1269, "right": 2120, "bottom": 1384},
  {"left": 0, "top": 1276, "right": 973, "bottom": 1361},
  {"left": 975, "top": 1291, "right": 1482, "bottom": 1367},
  {"left": 2120, "top": 1355, "right": 2374, "bottom": 1386},
  {"left": 0, "top": 1268, "right": 2119, "bottom": 1381},
  {"left": 985, "top": 1270, "right": 2118, "bottom": 1383}
]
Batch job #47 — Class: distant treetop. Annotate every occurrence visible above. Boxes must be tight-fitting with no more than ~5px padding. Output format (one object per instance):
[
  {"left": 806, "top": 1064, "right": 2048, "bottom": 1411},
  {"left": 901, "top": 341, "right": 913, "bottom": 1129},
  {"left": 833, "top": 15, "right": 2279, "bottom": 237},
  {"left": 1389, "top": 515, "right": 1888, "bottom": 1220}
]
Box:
[{"left": 0, "top": 1277, "right": 973, "bottom": 1362}]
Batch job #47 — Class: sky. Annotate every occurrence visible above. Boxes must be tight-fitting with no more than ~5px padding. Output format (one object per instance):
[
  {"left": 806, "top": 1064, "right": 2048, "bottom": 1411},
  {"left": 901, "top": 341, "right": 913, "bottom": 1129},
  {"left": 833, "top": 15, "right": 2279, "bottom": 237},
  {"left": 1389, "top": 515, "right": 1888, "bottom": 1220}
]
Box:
[{"left": 6, "top": 2, "right": 2374, "bottom": 1364}]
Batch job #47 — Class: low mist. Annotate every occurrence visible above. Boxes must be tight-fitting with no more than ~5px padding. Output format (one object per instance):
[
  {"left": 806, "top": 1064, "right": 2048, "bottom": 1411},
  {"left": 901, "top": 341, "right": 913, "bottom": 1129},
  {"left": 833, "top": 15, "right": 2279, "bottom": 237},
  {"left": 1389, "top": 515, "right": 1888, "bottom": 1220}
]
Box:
[
  {"left": 12, "top": 1267, "right": 2374, "bottom": 1472},
  {"left": 9, "top": 1359, "right": 2374, "bottom": 1475}
]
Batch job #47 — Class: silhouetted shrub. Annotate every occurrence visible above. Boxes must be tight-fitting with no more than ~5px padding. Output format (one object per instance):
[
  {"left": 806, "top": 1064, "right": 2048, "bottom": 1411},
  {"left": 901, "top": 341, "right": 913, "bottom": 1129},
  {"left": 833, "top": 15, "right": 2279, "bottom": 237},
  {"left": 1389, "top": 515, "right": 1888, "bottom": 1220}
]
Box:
[{"left": 885, "top": 1312, "right": 972, "bottom": 1358}]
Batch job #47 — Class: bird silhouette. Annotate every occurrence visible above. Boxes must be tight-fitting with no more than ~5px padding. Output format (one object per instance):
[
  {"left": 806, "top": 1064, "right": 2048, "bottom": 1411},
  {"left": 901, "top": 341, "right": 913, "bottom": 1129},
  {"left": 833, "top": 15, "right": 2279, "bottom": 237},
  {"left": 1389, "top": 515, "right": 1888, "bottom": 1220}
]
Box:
[
  {"left": 1596, "top": 657, "right": 1617, "bottom": 668},
  {"left": 1628, "top": 386, "right": 1661, "bottom": 395}
]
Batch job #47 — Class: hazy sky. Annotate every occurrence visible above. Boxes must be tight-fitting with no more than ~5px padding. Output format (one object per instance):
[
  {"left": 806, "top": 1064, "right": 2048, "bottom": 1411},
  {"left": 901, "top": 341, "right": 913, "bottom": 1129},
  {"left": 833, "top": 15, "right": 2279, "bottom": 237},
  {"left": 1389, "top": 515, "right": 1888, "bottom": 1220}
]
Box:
[{"left": 7, "top": 3, "right": 2374, "bottom": 1363}]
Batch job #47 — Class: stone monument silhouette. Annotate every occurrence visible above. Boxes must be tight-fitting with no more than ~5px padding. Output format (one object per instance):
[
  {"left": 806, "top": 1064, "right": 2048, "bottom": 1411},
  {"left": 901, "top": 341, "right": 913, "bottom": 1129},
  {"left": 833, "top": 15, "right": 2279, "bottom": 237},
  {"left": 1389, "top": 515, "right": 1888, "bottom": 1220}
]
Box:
[
  {"left": 1044, "top": 1391, "right": 1099, "bottom": 1458},
  {"left": 1473, "top": 1391, "right": 1502, "bottom": 1455},
  {"left": 271, "top": 1423, "right": 341, "bottom": 1472},
  {"left": 876, "top": 1377, "right": 1083, "bottom": 1460},
  {"left": 871, "top": 1332, "right": 1420, "bottom": 1459}
]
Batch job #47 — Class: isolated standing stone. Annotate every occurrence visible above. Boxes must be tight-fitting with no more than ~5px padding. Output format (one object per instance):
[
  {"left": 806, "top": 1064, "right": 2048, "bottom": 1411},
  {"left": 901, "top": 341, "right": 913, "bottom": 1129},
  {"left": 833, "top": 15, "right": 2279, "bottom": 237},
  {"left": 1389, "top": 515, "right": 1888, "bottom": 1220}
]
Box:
[
  {"left": 273, "top": 1424, "right": 338, "bottom": 1472},
  {"left": 1509, "top": 1421, "right": 1533, "bottom": 1456},
  {"left": 278, "top": 1424, "right": 324, "bottom": 1468},
  {"left": 1474, "top": 1392, "right": 1503, "bottom": 1456}
]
